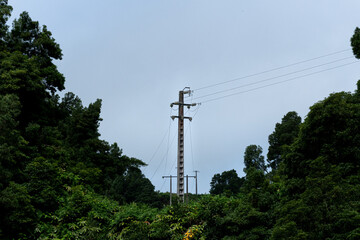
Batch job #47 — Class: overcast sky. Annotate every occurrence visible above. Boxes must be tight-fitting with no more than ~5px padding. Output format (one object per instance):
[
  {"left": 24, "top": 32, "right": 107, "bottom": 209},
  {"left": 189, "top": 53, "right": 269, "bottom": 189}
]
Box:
[{"left": 9, "top": 0, "right": 360, "bottom": 193}]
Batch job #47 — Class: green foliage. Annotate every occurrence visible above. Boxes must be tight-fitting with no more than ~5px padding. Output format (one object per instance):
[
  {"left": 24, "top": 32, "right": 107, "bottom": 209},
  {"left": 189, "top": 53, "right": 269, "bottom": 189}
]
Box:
[
  {"left": 0, "top": 181, "right": 35, "bottom": 238},
  {"left": 273, "top": 83, "right": 360, "bottom": 239},
  {"left": 0, "top": 94, "right": 27, "bottom": 186},
  {"left": 351, "top": 27, "right": 360, "bottom": 59},
  {"left": 64, "top": 98, "right": 102, "bottom": 146},
  {"left": 0, "top": 2, "right": 159, "bottom": 239},
  {"left": 267, "top": 111, "right": 301, "bottom": 171},
  {"left": 108, "top": 203, "right": 159, "bottom": 239},
  {"left": 244, "top": 145, "right": 266, "bottom": 173},
  {"left": 35, "top": 185, "right": 121, "bottom": 240},
  {"left": 193, "top": 195, "right": 272, "bottom": 239},
  {"left": 25, "top": 157, "right": 62, "bottom": 211},
  {"left": 271, "top": 221, "right": 308, "bottom": 240},
  {"left": 209, "top": 169, "right": 244, "bottom": 195},
  {"left": 2, "top": 3, "right": 360, "bottom": 239},
  {"left": 0, "top": 0, "right": 12, "bottom": 47},
  {"left": 8, "top": 11, "right": 64, "bottom": 93},
  {"left": 108, "top": 167, "right": 159, "bottom": 206}
]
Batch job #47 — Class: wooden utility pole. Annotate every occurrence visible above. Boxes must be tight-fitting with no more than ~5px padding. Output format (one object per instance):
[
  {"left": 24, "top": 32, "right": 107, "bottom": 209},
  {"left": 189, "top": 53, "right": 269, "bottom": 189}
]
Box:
[{"left": 171, "top": 87, "right": 196, "bottom": 202}]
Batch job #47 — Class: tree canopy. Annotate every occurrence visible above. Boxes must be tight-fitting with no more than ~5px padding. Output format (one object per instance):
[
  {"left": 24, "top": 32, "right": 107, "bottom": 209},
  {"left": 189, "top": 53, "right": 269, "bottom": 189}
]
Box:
[
  {"left": 209, "top": 169, "right": 244, "bottom": 195},
  {"left": 267, "top": 111, "right": 301, "bottom": 171},
  {"left": 243, "top": 144, "right": 266, "bottom": 173},
  {"left": 0, "top": 2, "right": 162, "bottom": 238},
  {"left": 351, "top": 27, "right": 360, "bottom": 59}
]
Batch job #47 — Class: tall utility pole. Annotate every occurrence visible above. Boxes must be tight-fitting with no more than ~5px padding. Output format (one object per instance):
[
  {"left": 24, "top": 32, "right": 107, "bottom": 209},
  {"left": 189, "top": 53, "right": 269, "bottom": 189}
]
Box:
[{"left": 171, "top": 87, "right": 196, "bottom": 202}]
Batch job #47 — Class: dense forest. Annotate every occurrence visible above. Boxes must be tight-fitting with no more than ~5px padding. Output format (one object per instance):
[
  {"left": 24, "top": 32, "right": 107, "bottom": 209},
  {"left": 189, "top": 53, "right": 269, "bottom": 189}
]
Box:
[{"left": 1, "top": 1, "right": 360, "bottom": 239}]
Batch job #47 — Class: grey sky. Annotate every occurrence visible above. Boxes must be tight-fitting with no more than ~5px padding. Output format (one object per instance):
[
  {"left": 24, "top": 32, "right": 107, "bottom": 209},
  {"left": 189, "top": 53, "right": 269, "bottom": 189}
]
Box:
[{"left": 9, "top": 0, "right": 360, "bottom": 193}]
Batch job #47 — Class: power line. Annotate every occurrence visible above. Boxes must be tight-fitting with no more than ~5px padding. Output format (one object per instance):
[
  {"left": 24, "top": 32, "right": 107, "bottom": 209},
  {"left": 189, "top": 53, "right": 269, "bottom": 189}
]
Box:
[
  {"left": 200, "top": 61, "right": 359, "bottom": 104},
  {"left": 161, "top": 110, "right": 196, "bottom": 192},
  {"left": 193, "top": 48, "right": 351, "bottom": 91},
  {"left": 159, "top": 178, "right": 167, "bottom": 192},
  {"left": 151, "top": 130, "right": 177, "bottom": 180},
  {"left": 143, "top": 113, "right": 172, "bottom": 173},
  {"left": 167, "top": 156, "right": 177, "bottom": 177},
  {"left": 151, "top": 109, "right": 191, "bottom": 182},
  {"left": 193, "top": 56, "right": 354, "bottom": 100},
  {"left": 163, "top": 113, "right": 173, "bottom": 175}
]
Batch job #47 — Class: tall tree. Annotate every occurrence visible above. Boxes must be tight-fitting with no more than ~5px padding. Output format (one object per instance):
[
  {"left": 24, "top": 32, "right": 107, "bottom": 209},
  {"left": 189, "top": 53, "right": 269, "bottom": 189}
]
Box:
[
  {"left": 0, "top": 94, "right": 27, "bottom": 187},
  {"left": 7, "top": 11, "right": 64, "bottom": 93},
  {"left": 0, "top": 0, "right": 12, "bottom": 48},
  {"left": 267, "top": 111, "right": 301, "bottom": 171},
  {"left": 0, "top": 9, "right": 65, "bottom": 130},
  {"left": 273, "top": 82, "right": 360, "bottom": 239},
  {"left": 244, "top": 145, "right": 266, "bottom": 173},
  {"left": 0, "top": 2, "right": 160, "bottom": 238},
  {"left": 351, "top": 27, "right": 360, "bottom": 59},
  {"left": 209, "top": 169, "right": 244, "bottom": 195}
]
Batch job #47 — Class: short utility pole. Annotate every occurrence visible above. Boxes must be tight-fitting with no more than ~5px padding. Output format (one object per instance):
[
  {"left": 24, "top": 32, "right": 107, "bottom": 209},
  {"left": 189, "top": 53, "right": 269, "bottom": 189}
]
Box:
[
  {"left": 170, "top": 87, "right": 196, "bottom": 202},
  {"left": 185, "top": 174, "right": 196, "bottom": 204},
  {"left": 162, "top": 175, "right": 177, "bottom": 206},
  {"left": 194, "top": 170, "right": 199, "bottom": 195}
]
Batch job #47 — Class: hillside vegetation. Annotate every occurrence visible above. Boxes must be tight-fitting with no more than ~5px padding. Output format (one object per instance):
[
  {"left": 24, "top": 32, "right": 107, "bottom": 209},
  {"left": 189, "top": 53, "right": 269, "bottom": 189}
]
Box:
[{"left": 1, "top": 1, "right": 360, "bottom": 239}]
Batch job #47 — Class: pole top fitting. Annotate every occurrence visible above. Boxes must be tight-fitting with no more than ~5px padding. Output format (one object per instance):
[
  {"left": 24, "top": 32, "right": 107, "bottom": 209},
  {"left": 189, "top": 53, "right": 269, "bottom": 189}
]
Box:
[{"left": 183, "top": 87, "right": 191, "bottom": 95}]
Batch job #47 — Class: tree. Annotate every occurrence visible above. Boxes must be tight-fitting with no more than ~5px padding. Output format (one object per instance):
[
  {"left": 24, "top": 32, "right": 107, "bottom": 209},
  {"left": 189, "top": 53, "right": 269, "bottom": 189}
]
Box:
[
  {"left": 64, "top": 98, "right": 102, "bottom": 146},
  {"left": 0, "top": 94, "right": 27, "bottom": 187},
  {"left": 0, "top": 0, "right": 12, "bottom": 48},
  {"left": 267, "top": 111, "right": 301, "bottom": 171},
  {"left": 351, "top": 27, "right": 360, "bottom": 59},
  {"left": 0, "top": 9, "right": 64, "bottom": 130},
  {"left": 7, "top": 11, "right": 64, "bottom": 93},
  {"left": 209, "top": 169, "right": 244, "bottom": 195},
  {"left": 282, "top": 90, "right": 360, "bottom": 181},
  {"left": 0, "top": 2, "right": 161, "bottom": 238},
  {"left": 274, "top": 81, "right": 360, "bottom": 239},
  {"left": 244, "top": 145, "right": 266, "bottom": 173},
  {"left": 0, "top": 182, "right": 35, "bottom": 238},
  {"left": 109, "top": 167, "right": 158, "bottom": 206}
]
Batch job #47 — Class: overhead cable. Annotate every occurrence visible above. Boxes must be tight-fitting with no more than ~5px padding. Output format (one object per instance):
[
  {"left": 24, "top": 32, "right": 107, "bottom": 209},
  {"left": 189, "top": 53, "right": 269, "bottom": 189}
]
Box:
[
  {"left": 193, "top": 49, "right": 351, "bottom": 92},
  {"left": 200, "top": 61, "right": 359, "bottom": 104},
  {"left": 151, "top": 129, "right": 177, "bottom": 180},
  {"left": 193, "top": 56, "right": 354, "bottom": 100},
  {"left": 143, "top": 110, "right": 173, "bottom": 173}
]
